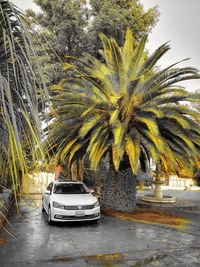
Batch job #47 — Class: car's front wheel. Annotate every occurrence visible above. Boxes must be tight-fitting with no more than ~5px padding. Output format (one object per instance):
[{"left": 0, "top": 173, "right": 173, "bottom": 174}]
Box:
[
  {"left": 92, "top": 219, "right": 99, "bottom": 224},
  {"left": 41, "top": 199, "right": 45, "bottom": 212},
  {"left": 48, "top": 206, "right": 53, "bottom": 225}
]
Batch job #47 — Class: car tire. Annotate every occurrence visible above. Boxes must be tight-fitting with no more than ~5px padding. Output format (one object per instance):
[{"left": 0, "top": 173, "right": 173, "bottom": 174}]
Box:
[
  {"left": 41, "top": 201, "right": 45, "bottom": 212},
  {"left": 92, "top": 219, "right": 99, "bottom": 224},
  {"left": 48, "top": 206, "right": 53, "bottom": 225}
]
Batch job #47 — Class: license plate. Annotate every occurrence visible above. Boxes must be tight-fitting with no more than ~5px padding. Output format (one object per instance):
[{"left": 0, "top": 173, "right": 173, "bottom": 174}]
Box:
[{"left": 75, "top": 211, "right": 85, "bottom": 217}]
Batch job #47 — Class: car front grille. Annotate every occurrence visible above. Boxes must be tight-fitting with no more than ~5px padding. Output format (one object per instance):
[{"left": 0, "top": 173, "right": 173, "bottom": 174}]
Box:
[
  {"left": 54, "top": 213, "right": 99, "bottom": 220},
  {"left": 63, "top": 204, "right": 94, "bottom": 210}
]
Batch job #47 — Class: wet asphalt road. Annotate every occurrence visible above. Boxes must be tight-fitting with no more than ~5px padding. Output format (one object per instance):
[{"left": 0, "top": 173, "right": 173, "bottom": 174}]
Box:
[{"left": 0, "top": 191, "right": 200, "bottom": 266}]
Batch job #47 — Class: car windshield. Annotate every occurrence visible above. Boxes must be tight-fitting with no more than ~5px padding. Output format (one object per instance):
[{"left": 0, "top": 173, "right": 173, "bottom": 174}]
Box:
[{"left": 53, "top": 183, "right": 89, "bottom": 194}]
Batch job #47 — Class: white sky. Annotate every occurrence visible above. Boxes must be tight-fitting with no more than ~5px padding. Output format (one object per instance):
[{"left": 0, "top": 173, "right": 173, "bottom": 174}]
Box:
[
  {"left": 141, "top": 0, "right": 200, "bottom": 91},
  {"left": 11, "top": 0, "right": 200, "bottom": 91},
  {"left": 11, "top": 0, "right": 40, "bottom": 11}
]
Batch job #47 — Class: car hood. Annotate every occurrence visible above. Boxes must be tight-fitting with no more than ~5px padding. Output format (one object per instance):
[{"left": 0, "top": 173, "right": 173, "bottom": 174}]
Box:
[{"left": 52, "top": 193, "right": 98, "bottom": 205}]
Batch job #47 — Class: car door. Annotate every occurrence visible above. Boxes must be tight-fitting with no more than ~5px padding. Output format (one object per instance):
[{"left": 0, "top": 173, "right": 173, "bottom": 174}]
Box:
[{"left": 44, "top": 182, "right": 53, "bottom": 210}]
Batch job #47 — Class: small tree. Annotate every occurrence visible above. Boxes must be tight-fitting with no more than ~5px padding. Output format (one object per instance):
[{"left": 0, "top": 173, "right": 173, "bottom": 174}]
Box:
[{"left": 25, "top": 0, "right": 159, "bottom": 84}]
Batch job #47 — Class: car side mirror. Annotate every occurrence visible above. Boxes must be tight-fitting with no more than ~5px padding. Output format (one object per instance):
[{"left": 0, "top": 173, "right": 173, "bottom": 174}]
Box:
[
  {"left": 45, "top": 190, "right": 51, "bottom": 195},
  {"left": 90, "top": 189, "right": 96, "bottom": 196}
]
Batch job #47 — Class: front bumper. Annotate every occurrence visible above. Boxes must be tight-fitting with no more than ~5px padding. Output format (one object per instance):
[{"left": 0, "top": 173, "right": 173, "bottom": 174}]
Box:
[{"left": 51, "top": 206, "right": 100, "bottom": 222}]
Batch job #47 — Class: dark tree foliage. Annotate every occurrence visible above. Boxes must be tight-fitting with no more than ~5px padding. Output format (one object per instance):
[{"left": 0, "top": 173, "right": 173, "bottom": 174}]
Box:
[
  {"left": 26, "top": 0, "right": 159, "bottom": 84},
  {"left": 88, "top": 0, "right": 159, "bottom": 55}
]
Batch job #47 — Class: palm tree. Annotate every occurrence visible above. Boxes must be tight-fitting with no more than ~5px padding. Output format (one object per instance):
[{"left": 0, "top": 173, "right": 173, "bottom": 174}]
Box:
[
  {"left": 0, "top": 1, "right": 48, "bottom": 199},
  {"left": 46, "top": 28, "right": 200, "bottom": 211}
]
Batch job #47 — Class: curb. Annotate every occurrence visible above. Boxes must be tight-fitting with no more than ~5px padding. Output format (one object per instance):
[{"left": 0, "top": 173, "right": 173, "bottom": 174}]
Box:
[
  {"left": 0, "top": 190, "right": 14, "bottom": 229},
  {"left": 136, "top": 197, "right": 198, "bottom": 211}
]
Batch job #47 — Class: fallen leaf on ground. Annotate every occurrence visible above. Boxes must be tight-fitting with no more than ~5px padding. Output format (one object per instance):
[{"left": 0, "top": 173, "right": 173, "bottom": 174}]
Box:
[
  {"left": 102, "top": 209, "right": 189, "bottom": 228},
  {"left": 0, "top": 238, "right": 6, "bottom": 246}
]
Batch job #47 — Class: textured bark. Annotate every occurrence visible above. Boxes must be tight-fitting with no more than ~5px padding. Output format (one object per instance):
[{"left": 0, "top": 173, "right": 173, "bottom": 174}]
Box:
[
  {"left": 55, "top": 164, "right": 63, "bottom": 180},
  {"left": 71, "top": 161, "right": 78, "bottom": 180},
  {"left": 77, "top": 159, "right": 84, "bottom": 181},
  {"left": 71, "top": 159, "right": 84, "bottom": 181},
  {"left": 100, "top": 166, "right": 137, "bottom": 212}
]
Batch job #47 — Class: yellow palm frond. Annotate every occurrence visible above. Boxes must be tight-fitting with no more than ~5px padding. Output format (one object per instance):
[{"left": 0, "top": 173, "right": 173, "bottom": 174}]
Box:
[
  {"left": 136, "top": 117, "right": 159, "bottom": 136},
  {"left": 123, "top": 28, "right": 134, "bottom": 68},
  {"left": 60, "top": 138, "right": 78, "bottom": 162},
  {"left": 112, "top": 144, "right": 123, "bottom": 171},
  {"left": 68, "top": 143, "right": 82, "bottom": 166},
  {"left": 125, "top": 135, "right": 140, "bottom": 174},
  {"left": 166, "top": 114, "right": 190, "bottom": 129},
  {"left": 79, "top": 115, "right": 102, "bottom": 139}
]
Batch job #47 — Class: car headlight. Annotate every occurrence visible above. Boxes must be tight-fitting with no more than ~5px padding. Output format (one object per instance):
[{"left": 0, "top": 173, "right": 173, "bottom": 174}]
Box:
[
  {"left": 53, "top": 201, "right": 65, "bottom": 209},
  {"left": 93, "top": 201, "right": 100, "bottom": 208}
]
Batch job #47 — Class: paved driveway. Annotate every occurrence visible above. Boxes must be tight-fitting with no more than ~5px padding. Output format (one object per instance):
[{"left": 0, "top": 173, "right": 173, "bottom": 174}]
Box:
[{"left": 0, "top": 192, "right": 200, "bottom": 266}]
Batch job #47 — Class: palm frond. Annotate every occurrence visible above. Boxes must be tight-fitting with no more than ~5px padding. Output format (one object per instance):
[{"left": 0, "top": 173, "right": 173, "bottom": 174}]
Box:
[{"left": 45, "top": 28, "right": 200, "bottom": 176}]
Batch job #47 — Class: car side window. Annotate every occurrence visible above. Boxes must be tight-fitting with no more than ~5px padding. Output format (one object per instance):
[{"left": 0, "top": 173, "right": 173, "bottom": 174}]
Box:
[{"left": 47, "top": 182, "right": 53, "bottom": 194}]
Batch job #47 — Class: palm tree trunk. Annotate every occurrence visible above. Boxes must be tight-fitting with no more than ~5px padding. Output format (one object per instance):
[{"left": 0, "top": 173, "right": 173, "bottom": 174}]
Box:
[
  {"left": 71, "top": 159, "right": 84, "bottom": 181},
  {"left": 71, "top": 161, "right": 78, "bottom": 180},
  {"left": 77, "top": 158, "right": 84, "bottom": 181},
  {"left": 101, "top": 158, "right": 137, "bottom": 212}
]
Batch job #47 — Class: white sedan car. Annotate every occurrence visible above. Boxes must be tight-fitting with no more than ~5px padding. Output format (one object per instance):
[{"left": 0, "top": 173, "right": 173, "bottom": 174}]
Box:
[{"left": 42, "top": 180, "right": 100, "bottom": 224}]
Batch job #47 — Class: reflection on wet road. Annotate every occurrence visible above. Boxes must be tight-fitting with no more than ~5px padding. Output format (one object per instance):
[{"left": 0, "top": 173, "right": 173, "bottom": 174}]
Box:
[{"left": 0, "top": 194, "right": 200, "bottom": 266}]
